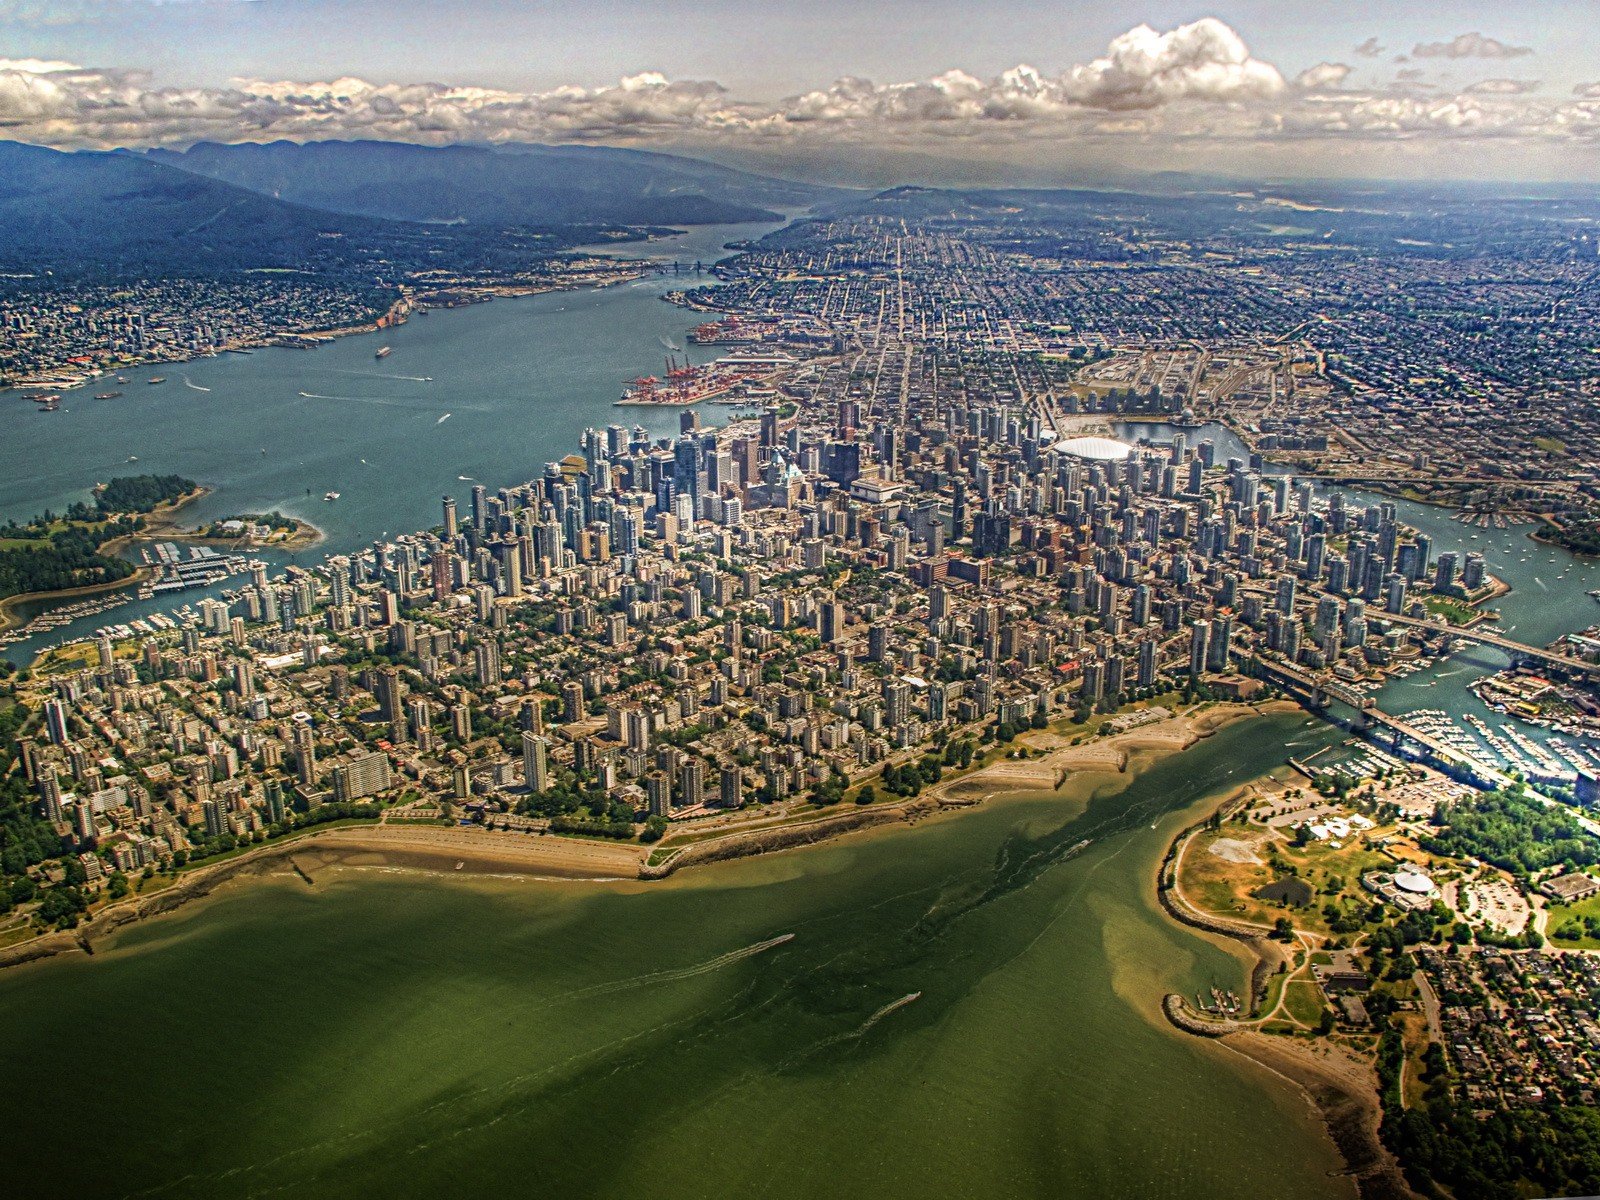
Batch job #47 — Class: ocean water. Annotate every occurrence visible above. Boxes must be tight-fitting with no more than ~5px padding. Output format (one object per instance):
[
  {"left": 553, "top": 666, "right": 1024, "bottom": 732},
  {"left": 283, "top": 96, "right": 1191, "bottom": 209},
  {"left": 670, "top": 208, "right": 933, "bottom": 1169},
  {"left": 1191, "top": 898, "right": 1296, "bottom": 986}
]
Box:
[{"left": 0, "top": 714, "right": 1354, "bottom": 1200}]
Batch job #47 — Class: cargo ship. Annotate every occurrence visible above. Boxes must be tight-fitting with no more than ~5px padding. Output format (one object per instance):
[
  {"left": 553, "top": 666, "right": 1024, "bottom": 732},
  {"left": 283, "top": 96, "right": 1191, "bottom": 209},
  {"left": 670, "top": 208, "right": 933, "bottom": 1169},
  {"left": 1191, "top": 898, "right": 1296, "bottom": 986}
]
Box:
[{"left": 375, "top": 346, "right": 392, "bottom": 359}]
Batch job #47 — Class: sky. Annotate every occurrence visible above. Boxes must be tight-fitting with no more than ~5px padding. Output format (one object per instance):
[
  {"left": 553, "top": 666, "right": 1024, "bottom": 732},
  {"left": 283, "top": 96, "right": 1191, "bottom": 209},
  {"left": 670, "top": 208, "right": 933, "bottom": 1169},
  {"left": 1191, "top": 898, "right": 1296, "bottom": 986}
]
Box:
[{"left": 1, "top": 0, "right": 1598, "bottom": 183}]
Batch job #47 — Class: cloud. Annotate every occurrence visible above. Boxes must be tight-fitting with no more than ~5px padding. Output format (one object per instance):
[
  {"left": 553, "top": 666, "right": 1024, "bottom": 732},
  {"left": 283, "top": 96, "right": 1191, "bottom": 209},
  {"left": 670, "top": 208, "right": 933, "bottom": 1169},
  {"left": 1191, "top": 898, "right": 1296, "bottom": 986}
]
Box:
[
  {"left": 1575, "top": 82, "right": 1600, "bottom": 99},
  {"left": 1353, "top": 38, "right": 1384, "bottom": 59},
  {"left": 1054, "top": 19, "right": 1284, "bottom": 110},
  {"left": 0, "top": 18, "right": 1595, "bottom": 158},
  {"left": 0, "top": 62, "right": 757, "bottom": 146},
  {"left": 0, "top": 57, "right": 84, "bottom": 73},
  {"left": 1295, "top": 63, "right": 1352, "bottom": 92},
  {"left": 1465, "top": 78, "right": 1537, "bottom": 95},
  {"left": 1412, "top": 33, "right": 1533, "bottom": 59},
  {"left": 0, "top": 18, "right": 1290, "bottom": 147},
  {"left": 778, "top": 19, "right": 1286, "bottom": 126}
]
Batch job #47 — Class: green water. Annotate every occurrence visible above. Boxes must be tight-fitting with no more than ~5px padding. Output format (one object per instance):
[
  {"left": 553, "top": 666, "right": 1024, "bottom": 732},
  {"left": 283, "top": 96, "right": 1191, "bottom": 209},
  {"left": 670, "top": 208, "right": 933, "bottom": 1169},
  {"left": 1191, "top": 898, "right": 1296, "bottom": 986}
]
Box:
[{"left": 0, "top": 714, "right": 1351, "bottom": 1199}]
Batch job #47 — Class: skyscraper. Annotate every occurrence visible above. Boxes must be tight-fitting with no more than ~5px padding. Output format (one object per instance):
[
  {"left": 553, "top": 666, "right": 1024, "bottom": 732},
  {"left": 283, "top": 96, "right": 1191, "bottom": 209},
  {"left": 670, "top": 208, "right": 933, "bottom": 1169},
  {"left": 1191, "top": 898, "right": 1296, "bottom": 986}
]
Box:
[{"left": 522, "top": 731, "right": 549, "bottom": 793}]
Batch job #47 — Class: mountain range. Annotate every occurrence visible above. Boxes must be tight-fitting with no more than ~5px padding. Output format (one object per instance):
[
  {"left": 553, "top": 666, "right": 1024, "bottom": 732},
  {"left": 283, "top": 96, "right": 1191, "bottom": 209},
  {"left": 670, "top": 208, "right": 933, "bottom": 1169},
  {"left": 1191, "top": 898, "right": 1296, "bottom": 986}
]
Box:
[
  {"left": 0, "top": 140, "right": 393, "bottom": 275},
  {"left": 146, "top": 140, "right": 836, "bottom": 228},
  {"left": 0, "top": 138, "right": 841, "bottom": 276}
]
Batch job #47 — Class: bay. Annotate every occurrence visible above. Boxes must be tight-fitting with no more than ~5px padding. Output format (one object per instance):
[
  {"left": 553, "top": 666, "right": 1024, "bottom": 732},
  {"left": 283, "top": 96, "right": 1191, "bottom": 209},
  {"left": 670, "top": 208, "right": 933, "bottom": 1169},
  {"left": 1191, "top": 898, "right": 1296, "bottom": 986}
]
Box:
[{"left": 0, "top": 714, "right": 1352, "bottom": 1200}]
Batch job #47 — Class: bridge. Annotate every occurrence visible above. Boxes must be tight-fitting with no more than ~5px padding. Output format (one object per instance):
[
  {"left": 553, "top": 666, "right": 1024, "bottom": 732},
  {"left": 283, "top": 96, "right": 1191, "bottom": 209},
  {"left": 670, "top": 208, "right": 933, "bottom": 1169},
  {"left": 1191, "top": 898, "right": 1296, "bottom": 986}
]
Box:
[
  {"left": 1249, "top": 656, "right": 1513, "bottom": 791},
  {"left": 1377, "top": 611, "right": 1600, "bottom": 680},
  {"left": 1241, "top": 583, "right": 1600, "bottom": 680},
  {"left": 1291, "top": 471, "right": 1587, "bottom": 487}
]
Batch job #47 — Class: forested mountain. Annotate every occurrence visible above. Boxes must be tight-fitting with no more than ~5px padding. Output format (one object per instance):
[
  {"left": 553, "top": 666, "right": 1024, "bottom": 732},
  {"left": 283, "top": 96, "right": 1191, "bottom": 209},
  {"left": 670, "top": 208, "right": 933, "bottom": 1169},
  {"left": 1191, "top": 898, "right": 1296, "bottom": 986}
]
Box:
[
  {"left": 147, "top": 140, "right": 839, "bottom": 227},
  {"left": 0, "top": 141, "right": 396, "bottom": 275}
]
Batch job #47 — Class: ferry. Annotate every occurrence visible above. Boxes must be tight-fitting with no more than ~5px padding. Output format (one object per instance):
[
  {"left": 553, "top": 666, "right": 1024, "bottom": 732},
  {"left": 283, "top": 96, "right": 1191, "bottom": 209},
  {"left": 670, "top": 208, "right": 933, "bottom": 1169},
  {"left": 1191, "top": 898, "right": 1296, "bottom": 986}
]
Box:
[{"left": 375, "top": 346, "right": 392, "bottom": 359}]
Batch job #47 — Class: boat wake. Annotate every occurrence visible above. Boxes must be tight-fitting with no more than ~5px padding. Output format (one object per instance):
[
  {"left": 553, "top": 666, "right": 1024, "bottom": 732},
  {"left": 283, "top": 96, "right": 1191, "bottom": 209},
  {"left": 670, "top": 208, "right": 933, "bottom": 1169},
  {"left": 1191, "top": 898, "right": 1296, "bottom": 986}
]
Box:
[
  {"left": 538, "top": 933, "right": 796, "bottom": 1007},
  {"left": 794, "top": 991, "right": 924, "bottom": 1060},
  {"left": 329, "top": 369, "right": 433, "bottom": 382},
  {"left": 856, "top": 991, "right": 922, "bottom": 1035},
  {"left": 183, "top": 378, "right": 211, "bottom": 392}
]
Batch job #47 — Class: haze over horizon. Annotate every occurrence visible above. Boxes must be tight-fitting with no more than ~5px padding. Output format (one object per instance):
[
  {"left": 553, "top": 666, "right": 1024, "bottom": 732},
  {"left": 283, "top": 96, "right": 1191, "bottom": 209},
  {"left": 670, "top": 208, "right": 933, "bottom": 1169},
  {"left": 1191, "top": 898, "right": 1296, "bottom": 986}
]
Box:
[{"left": 1, "top": 1, "right": 1599, "bottom": 185}]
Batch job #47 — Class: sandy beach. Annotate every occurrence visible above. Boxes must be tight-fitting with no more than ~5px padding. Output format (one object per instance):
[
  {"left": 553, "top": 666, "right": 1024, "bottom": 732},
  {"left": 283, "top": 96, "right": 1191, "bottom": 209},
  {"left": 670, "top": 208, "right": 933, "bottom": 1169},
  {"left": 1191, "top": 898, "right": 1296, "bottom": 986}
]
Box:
[
  {"left": 935, "top": 701, "right": 1273, "bottom": 803},
  {"left": 297, "top": 825, "right": 648, "bottom": 879}
]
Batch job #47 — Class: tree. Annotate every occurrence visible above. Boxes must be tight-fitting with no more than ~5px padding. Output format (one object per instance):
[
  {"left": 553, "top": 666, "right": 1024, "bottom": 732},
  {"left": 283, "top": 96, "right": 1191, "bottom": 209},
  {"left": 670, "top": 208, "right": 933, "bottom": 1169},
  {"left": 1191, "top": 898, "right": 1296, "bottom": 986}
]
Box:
[
  {"left": 1272, "top": 916, "right": 1295, "bottom": 941},
  {"left": 856, "top": 785, "right": 878, "bottom": 806}
]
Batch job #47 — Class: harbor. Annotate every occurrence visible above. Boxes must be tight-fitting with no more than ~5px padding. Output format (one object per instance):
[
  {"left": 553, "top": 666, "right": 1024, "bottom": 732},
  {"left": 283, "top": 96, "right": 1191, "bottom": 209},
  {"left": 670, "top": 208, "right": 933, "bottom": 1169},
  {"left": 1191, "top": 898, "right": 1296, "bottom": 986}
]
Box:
[{"left": 0, "top": 220, "right": 770, "bottom": 664}]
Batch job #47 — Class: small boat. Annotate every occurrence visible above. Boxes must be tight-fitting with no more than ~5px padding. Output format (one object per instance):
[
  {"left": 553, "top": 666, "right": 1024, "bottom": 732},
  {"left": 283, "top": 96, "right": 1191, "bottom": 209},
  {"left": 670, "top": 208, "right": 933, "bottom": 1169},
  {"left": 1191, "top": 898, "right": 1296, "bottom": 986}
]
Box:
[
  {"left": 375, "top": 346, "right": 392, "bottom": 359},
  {"left": 116, "top": 376, "right": 128, "bottom": 384},
  {"left": 324, "top": 491, "right": 340, "bottom": 501},
  {"left": 95, "top": 391, "right": 122, "bottom": 400},
  {"left": 148, "top": 376, "right": 166, "bottom": 384}
]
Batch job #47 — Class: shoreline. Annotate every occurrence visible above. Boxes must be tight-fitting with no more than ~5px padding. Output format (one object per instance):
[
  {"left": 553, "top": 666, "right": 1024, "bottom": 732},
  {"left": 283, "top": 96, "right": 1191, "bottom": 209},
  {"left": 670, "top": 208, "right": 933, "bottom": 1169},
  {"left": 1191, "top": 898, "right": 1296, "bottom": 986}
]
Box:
[
  {"left": 0, "top": 489, "right": 214, "bottom": 633},
  {"left": 1, "top": 266, "right": 652, "bottom": 393},
  {"left": 0, "top": 696, "right": 1410, "bottom": 1190},
  {"left": 1153, "top": 782, "right": 1421, "bottom": 1200},
  {"left": 0, "top": 701, "right": 1274, "bottom": 971},
  {"left": 4, "top": 486, "right": 329, "bottom": 644},
  {"left": 0, "top": 567, "right": 155, "bottom": 634}
]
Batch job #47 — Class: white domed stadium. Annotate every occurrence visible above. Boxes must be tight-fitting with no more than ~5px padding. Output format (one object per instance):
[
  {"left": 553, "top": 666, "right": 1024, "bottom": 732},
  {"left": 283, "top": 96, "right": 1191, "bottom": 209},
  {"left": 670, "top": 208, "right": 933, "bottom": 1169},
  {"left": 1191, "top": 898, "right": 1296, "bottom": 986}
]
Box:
[
  {"left": 1392, "top": 867, "right": 1435, "bottom": 896},
  {"left": 1053, "top": 435, "right": 1133, "bottom": 463}
]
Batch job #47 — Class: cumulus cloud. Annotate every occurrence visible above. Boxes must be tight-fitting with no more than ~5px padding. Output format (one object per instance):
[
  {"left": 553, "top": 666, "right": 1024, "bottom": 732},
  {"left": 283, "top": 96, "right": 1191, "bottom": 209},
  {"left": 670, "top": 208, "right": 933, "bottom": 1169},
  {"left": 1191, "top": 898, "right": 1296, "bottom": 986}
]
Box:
[
  {"left": 1295, "top": 63, "right": 1352, "bottom": 92},
  {"left": 0, "top": 18, "right": 1290, "bottom": 147},
  {"left": 0, "top": 57, "right": 83, "bottom": 73},
  {"left": 0, "top": 62, "right": 757, "bottom": 146},
  {"left": 1412, "top": 32, "right": 1533, "bottom": 59},
  {"left": 1353, "top": 38, "right": 1384, "bottom": 59},
  {"left": 0, "top": 18, "right": 1593, "bottom": 156},
  {"left": 1465, "top": 78, "right": 1538, "bottom": 95},
  {"left": 1055, "top": 19, "right": 1284, "bottom": 109}
]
